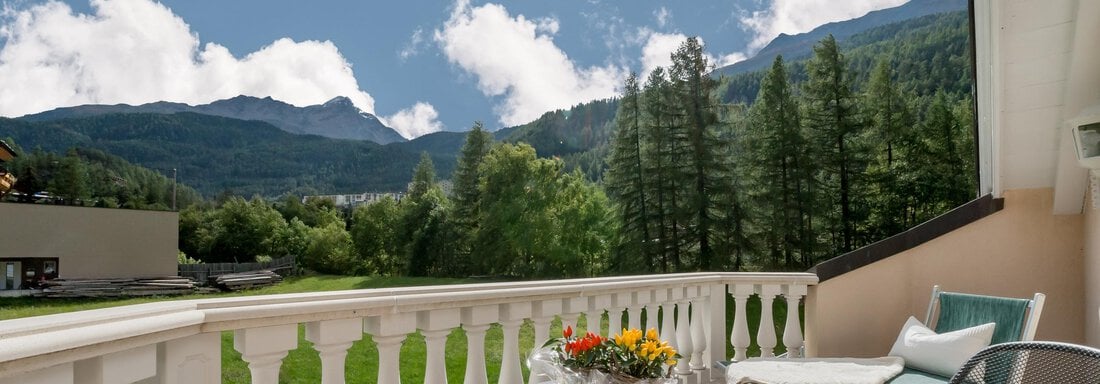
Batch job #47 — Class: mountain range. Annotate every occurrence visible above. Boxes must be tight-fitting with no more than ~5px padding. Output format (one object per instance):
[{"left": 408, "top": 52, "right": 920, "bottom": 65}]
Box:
[
  {"left": 0, "top": 0, "right": 970, "bottom": 197},
  {"left": 20, "top": 95, "right": 405, "bottom": 144},
  {"left": 712, "top": 0, "right": 966, "bottom": 77}
]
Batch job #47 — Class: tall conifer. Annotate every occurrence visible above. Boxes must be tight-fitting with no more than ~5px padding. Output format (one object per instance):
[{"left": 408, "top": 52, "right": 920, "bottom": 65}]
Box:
[
  {"left": 605, "top": 73, "right": 652, "bottom": 271},
  {"left": 669, "top": 37, "right": 725, "bottom": 270},
  {"left": 745, "top": 55, "right": 815, "bottom": 268},
  {"left": 802, "top": 34, "right": 867, "bottom": 254}
]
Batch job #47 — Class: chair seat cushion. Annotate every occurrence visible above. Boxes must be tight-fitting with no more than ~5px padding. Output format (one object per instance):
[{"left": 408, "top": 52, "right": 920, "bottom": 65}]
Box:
[
  {"left": 726, "top": 357, "right": 904, "bottom": 384},
  {"left": 886, "top": 368, "right": 949, "bottom": 384}
]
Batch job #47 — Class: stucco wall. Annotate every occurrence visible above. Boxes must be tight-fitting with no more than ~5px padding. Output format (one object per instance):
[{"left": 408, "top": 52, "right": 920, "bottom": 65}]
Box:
[
  {"left": 0, "top": 203, "right": 178, "bottom": 279},
  {"left": 1084, "top": 187, "right": 1100, "bottom": 347},
  {"left": 805, "top": 188, "right": 1084, "bottom": 357}
]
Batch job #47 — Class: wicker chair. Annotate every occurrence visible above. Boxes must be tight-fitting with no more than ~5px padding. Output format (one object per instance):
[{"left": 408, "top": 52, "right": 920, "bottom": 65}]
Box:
[{"left": 949, "top": 341, "right": 1100, "bottom": 383}]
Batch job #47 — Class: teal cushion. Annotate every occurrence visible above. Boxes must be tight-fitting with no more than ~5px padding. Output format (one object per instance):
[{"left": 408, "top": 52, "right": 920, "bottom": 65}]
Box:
[{"left": 887, "top": 367, "right": 949, "bottom": 384}]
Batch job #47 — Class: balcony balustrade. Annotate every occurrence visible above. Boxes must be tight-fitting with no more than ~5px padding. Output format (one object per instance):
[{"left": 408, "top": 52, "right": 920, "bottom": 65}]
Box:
[{"left": 0, "top": 272, "right": 817, "bottom": 384}]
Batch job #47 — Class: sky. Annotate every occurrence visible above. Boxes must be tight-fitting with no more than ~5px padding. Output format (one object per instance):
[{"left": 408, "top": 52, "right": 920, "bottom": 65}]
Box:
[{"left": 0, "top": 0, "right": 908, "bottom": 139}]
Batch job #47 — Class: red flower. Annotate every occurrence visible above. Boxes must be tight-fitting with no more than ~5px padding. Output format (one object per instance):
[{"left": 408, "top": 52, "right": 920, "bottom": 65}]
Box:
[{"left": 564, "top": 325, "right": 573, "bottom": 339}]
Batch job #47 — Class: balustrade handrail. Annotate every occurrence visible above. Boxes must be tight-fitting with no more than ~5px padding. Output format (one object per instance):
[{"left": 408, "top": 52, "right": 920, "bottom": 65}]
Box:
[{"left": 0, "top": 271, "right": 817, "bottom": 380}]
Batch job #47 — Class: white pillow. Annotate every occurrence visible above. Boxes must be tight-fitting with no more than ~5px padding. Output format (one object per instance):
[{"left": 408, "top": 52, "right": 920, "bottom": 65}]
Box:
[{"left": 887, "top": 316, "right": 995, "bottom": 377}]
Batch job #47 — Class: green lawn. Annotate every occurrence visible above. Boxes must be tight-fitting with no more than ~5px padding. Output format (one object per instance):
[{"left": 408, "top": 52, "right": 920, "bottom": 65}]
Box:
[{"left": 0, "top": 274, "right": 791, "bottom": 383}]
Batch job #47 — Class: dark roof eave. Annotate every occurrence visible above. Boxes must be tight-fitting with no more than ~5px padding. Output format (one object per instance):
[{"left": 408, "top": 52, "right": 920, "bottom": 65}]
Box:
[
  {"left": 0, "top": 140, "right": 17, "bottom": 159},
  {"left": 810, "top": 194, "right": 1005, "bottom": 282}
]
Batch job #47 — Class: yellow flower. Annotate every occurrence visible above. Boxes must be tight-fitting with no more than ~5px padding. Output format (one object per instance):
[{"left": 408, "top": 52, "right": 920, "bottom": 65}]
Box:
[
  {"left": 614, "top": 328, "right": 643, "bottom": 350},
  {"left": 667, "top": 359, "right": 677, "bottom": 366},
  {"left": 639, "top": 340, "right": 663, "bottom": 361},
  {"left": 646, "top": 328, "right": 659, "bottom": 341}
]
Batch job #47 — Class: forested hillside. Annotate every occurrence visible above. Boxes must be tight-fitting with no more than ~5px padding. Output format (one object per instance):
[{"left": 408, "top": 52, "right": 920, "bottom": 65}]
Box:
[
  {"left": 510, "top": 10, "right": 972, "bottom": 182},
  {"left": 2, "top": 142, "right": 202, "bottom": 210},
  {"left": 0, "top": 113, "right": 454, "bottom": 197},
  {"left": 605, "top": 31, "right": 975, "bottom": 272}
]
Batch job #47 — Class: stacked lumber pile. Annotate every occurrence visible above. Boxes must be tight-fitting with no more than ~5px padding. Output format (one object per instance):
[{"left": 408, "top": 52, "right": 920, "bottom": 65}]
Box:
[
  {"left": 41, "top": 277, "right": 195, "bottom": 298},
  {"left": 211, "top": 270, "right": 283, "bottom": 291}
]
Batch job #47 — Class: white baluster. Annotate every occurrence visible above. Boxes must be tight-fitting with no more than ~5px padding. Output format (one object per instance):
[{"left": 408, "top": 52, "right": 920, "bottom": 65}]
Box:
[
  {"left": 705, "top": 283, "right": 727, "bottom": 383},
  {"left": 562, "top": 296, "right": 586, "bottom": 334},
  {"left": 306, "top": 318, "right": 363, "bottom": 384},
  {"left": 660, "top": 302, "right": 676, "bottom": 347},
  {"left": 418, "top": 308, "right": 460, "bottom": 384},
  {"left": 627, "top": 306, "right": 642, "bottom": 331},
  {"left": 560, "top": 313, "right": 580, "bottom": 335},
  {"left": 614, "top": 292, "right": 633, "bottom": 332},
  {"left": 234, "top": 324, "right": 299, "bottom": 384},
  {"left": 530, "top": 300, "right": 562, "bottom": 384},
  {"left": 532, "top": 299, "right": 562, "bottom": 347},
  {"left": 691, "top": 297, "right": 708, "bottom": 373},
  {"left": 463, "top": 305, "right": 499, "bottom": 384},
  {"left": 783, "top": 284, "right": 808, "bottom": 358},
  {"left": 633, "top": 290, "right": 652, "bottom": 329},
  {"left": 584, "top": 309, "right": 603, "bottom": 336},
  {"left": 365, "top": 312, "right": 416, "bottom": 384},
  {"left": 375, "top": 335, "right": 406, "bottom": 384},
  {"left": 589, "top": 295, "right": 612, "bottom": 336},
  {"left": 675, "top": 300, "right": 694, "bottom": 377},
  {"left": 655, "top": 288, "right": 674, "bottom": 342},
  {"left": 757, "top": 285, "right": 781, "bottom": 358},
  {"left": 73, "top": 344, "right": 156, "bottom": 384},
  {"left": 0, "top": 362, "right": 74, "bottom": 384},
  {"left": 500, "top": 302, "right": 531, "bottom": 384},
  {"left": 609, "top": 307, "right": 626, "bottom": 335},
  {"left": 158, "top": 332, "right": 221, "bottom": 384},
  {"left": 420, "top": 330, "right": 450, "bottom": 384},
  {"left": 729, "top": 284, "right": 754, "bottom": 361},
  {"left": 644, "top": 300, "right": 659, "bottom": 331}
]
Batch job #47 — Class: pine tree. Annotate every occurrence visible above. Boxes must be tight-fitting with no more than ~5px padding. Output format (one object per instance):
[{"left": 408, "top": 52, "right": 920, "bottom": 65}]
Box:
[
  {"left": 802, "top": 34, "right": 867, "bottom": 254},
  {"left": 605, "top": 73, "right": 652, "bottom": 272},
  {"left": 401, "top": 152, "right": 449, "bottom": 276},
  {"left": 864, "top": 59, "right": 915, "bottom": 238},
  {"left": 640, "top": 67, "right": 686, "bottom": 272},
  {"left": 745, "top": 55, "right": 815, "bottom": 268},
  {"left": 450, "top": 122, "right": 493, "bottom": 273},
  {"left": 714, "top": 107, "right": 753, "bottom": 271},
  {"left": 669, "top": 37, "right": 725, "bottom": 270}
]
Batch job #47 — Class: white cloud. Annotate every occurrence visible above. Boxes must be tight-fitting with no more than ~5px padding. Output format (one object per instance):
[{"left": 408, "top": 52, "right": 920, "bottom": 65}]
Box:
[
  {"left": 654, "top": 6, "right": 672, "bottom": 28},
  {"left": 740, "top": 0, "right": 908, "bottom": 52},
  {"left": 639, "top": 31, "right": 746, "bottom": 80},
  {"left": 434, "top": 0, "right": 625, "bottom": 126},
  {"left": 0, "top": 0, "right": 376, "bottom": 118},
  {"left": 383, "top": 102, "right": 443, "bottom": 139},
  {"left": 399, "top": 28, "right": 425, "bottom": 61},
  {"left": 639, "top": 30, "right": 686, "bottom": 80},
  {"left": 716, "top": 52, "right": 748, "bottom": 67}
]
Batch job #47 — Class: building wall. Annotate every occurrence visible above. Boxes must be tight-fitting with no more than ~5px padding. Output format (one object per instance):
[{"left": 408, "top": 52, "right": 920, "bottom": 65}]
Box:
[
  {"left": 0, "top": 203, "right": 178, "bottom": 279},
  {"left": 1084, "top": 187, "right": 1100, "bottom": 346},
  {"left": 806, "top": 188, "right": 1084, "bottom": 357}
]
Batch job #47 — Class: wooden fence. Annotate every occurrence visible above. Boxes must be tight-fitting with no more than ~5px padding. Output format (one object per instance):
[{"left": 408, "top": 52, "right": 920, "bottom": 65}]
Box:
[{"left": 178, "top": 255, "right": 296, "bottom": 283}]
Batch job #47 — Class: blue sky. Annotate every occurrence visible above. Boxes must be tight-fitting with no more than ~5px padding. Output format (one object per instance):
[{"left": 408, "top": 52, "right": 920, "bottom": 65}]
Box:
[{"left": 0, "top": 0, "right": 907, "bottom": 138}]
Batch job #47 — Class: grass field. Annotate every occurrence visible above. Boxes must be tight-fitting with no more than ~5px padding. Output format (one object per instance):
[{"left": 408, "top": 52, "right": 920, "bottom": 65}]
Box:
[{"left": 0, "top": 274, "right": 790, "bottom": 383}]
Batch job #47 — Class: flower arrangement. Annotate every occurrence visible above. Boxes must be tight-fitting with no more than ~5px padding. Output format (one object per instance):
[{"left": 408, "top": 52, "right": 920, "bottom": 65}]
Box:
[{"left": 529, "top": 325, "right": 680, "bottom": 383}]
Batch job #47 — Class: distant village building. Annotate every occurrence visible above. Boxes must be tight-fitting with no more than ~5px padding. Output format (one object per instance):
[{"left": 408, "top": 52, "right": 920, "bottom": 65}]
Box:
[
  {"left": 305, "top": 181, "right": 452, "bottom": 208},
  {"left": 302, "top": 191, "right": 406, "bottom": 208}
]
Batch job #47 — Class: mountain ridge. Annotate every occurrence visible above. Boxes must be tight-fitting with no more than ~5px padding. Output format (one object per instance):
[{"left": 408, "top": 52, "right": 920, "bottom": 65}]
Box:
[
  {"left": 19, "top": 95, "right": 406, "bottom": 144},
  {"left": 713, "top": 0, "right": 966, "bottom": 77},
  {"left": 0, "top": 112, "right": 446, "bottom": 197}
]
